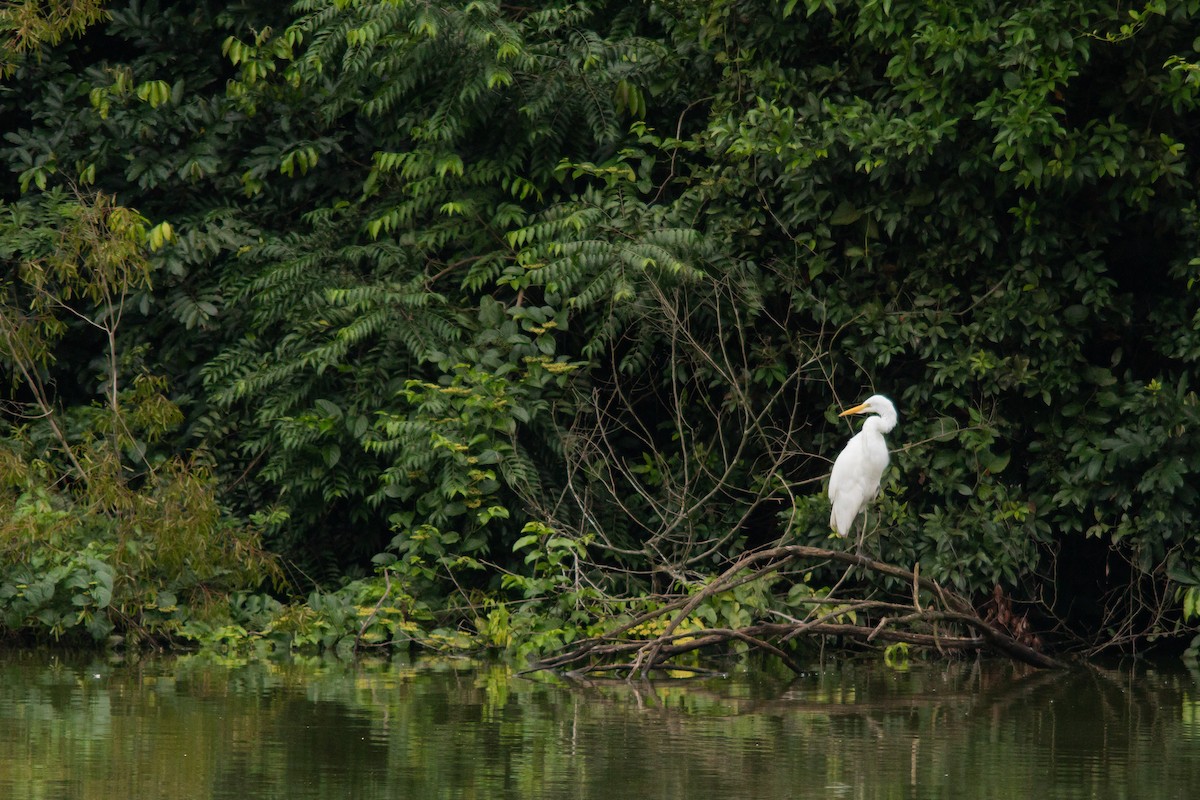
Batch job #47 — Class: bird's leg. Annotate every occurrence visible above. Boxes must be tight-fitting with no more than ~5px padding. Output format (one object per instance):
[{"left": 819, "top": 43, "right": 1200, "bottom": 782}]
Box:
[{"left": 855, "top": 514, "right": 867, "bottom": 555}]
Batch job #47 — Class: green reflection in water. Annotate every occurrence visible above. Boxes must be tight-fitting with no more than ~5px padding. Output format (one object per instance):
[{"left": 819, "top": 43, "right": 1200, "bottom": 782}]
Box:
[{"left": 1, "top": 651, "right": 1198, "bottom": 800}]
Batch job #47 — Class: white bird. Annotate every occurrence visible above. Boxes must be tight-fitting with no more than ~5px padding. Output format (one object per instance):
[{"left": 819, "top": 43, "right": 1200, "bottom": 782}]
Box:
[{"left": 828, "top": 394, "right": 897, "bottom": 543}]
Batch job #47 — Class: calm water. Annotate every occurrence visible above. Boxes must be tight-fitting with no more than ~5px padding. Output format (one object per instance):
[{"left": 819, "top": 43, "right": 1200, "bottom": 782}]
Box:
[{"left": 1, "top": 651, "right": 1198, "bottom": 799}]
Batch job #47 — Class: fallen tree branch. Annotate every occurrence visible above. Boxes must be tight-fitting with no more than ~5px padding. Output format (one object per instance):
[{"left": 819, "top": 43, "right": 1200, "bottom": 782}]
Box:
[{"left": 524, "top": 545, "right": 1066, "bottom": 678}]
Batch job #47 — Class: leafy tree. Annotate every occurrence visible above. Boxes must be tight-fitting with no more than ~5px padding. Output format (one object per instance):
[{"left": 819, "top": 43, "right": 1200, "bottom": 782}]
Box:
[
  {"left": 0, "top": 189, "right": 277, "bottom": 644},
  {"left": 189, "top": 0, "right": 671, "bottom": 577},
  {"left": 3, "top": 0, "right": 1200, "bottom": 659},
  {"left": 489, "top": 0, "right": 1200, "bottom": 654}
]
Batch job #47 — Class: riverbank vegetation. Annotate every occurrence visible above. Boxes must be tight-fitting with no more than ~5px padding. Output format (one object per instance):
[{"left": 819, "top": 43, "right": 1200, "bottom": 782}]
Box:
[{"left": 2, "top": 0, "right": 1200, "bottom": 669}]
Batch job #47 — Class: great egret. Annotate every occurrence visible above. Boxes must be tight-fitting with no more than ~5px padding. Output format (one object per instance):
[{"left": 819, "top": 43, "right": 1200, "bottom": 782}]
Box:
[{"left": 828, "top": 394, "right": 897, "bottom": 544}]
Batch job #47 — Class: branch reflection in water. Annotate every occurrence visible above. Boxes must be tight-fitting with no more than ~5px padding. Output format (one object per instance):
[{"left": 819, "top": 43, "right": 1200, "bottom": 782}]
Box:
[{"left": 0, "top": 652, "right": 1197, "bottom": 799}]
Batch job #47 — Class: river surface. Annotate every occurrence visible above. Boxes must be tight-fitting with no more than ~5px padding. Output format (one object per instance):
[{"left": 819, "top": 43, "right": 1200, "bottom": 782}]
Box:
[{"left": 0, "top": 651, "right": 1197, "bottom": 799}]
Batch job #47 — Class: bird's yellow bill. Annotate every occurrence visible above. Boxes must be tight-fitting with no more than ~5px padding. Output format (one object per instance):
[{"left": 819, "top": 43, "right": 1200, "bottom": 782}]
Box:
[{"left": 838, "top": 402, "right": 870, "bottom": 417}]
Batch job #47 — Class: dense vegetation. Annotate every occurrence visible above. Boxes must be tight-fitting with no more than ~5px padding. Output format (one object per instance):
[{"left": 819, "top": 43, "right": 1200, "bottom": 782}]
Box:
[{"left": 1, "top": 0, "right": 1199, "bottom": 662}]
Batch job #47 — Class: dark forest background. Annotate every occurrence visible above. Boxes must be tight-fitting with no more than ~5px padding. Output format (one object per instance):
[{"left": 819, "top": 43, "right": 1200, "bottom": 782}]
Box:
[{"left": 1, "top": 0, "right": 1199, "bottom": 660}]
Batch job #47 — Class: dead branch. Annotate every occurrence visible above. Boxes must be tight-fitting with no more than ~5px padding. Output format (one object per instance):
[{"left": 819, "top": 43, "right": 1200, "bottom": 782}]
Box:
[{"left": 524, "top": 545, "right": 1066, "bottom": 679}]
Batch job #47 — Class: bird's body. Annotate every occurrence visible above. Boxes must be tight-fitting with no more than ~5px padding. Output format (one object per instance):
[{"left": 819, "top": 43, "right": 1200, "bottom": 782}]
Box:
[{"left": 829, "top": 394, "right": 897, "bottom": 538}]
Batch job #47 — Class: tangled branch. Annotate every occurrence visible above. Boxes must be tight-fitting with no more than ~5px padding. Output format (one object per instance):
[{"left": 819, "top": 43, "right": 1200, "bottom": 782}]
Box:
[{"left": 524, "top": 546, "right": 1064, "bottom": 679}]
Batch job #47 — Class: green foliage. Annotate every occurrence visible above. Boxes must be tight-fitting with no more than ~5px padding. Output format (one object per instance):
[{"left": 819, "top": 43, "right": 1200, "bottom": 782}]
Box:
[
  {"left": 884, "top": 642, "right": 911, "bottom": 670},
  {"left": 174, "top": 572, "right": 435, "bottom": 656},
  {"left": 4, "top": 0, "right": 1200, "bottom": 660},
  {"left": 0, "top": 0, "right": 110, "bottom": 76},
  {"left": 599, "top": 0, "right": 1200, "bottom": 652},
  {"left": 0, "top": 455, "right": 276, "bottom": 645},
  {"left": 323, "top": 297, "right": 581, "bottom": 617},
  {"left": 0, "top": 189, "right": 275, "bottom": 645},
  {"left": 492, "top": 520, "right": 611, "bottom": 660},
  {"left": 161, "top": 0, "right": 665, "bottom": 571}
]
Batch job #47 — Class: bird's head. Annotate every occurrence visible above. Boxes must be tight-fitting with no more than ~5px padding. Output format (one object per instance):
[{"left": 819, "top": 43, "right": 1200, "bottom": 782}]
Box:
[{"left": 838, "top": 394, "right": 897, "bottom": 431}]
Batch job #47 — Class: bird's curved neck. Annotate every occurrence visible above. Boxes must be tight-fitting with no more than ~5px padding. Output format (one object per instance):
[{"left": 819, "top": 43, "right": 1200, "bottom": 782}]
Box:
[{"left": 864, "top": 410, "right": 896, "bottom": 435}]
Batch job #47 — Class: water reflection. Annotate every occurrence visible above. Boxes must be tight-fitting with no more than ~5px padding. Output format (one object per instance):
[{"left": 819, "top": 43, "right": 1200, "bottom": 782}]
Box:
[{"left": 0, "top": 651, "right": 1197, "bottom": 800}]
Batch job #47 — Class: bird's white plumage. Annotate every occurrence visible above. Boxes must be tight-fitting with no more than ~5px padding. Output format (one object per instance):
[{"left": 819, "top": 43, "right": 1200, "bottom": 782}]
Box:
[{"left": 828, "top": 394, "right": 897, "bottom": 537}]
